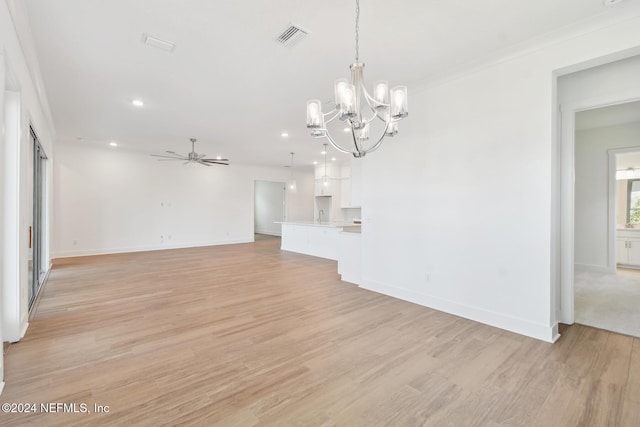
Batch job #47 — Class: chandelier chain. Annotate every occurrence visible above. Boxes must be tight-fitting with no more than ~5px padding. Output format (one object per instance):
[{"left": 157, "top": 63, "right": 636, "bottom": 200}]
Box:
[{"left": 355, "top": 0, "right": 360, "bottom": 62}]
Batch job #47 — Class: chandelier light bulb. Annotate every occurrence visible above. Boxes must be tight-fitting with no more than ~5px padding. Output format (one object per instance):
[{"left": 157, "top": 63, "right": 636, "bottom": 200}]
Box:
[
  {"left": 357, "top": 122, "right": 370, "bottom": 141},
  {"left": 390, "top": 86, "right": 408, "bottom": 119},
  {"left": 334, "top": 79, "right": 348, "bottom": 107},
  {"left": 373, "top": 81, "right": 389, "bottom": 106}
]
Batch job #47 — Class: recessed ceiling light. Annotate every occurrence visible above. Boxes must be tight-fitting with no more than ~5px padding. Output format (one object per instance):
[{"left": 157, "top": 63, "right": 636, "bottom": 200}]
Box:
[
  {"left": 313, "top": 161, "right": 318, "bottom": 165},
  {"left": 109, "top": 141, "right": 118, "bottom": 147},
  {"left": 281, "top": 131, "right": 289, "bottom": 137},
  {"left": 132, "top": 99, "right": 144, "bottom": 107},
  {"left": 321, "top": 150, "right": 327, "bottom": 155},
  {"left": 216, "top": 156, "right": 222, "bottom": 160},
  {"left": 343, "top": 127, "right": 350, "bottom": 132},
  {"left": 331, "top": 157, "right": 336, "bottom": 161}
]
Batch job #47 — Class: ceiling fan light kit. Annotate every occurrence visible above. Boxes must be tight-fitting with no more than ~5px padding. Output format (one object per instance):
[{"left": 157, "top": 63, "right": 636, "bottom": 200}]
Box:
[
  {"left": 306, "top": 0, "right": 408, "bottom": 158},
  {"left": 151, "top": 138, "right": 229, "bottom": 167}
]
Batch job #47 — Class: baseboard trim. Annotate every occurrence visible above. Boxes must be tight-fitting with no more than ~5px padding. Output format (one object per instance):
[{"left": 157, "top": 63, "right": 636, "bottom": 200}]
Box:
[
  {"left": 574, "top": 263, "right": 614, "bottom": 273},
  {"left": 20, "top": 322, "right": 29, "bottom": 340},
  {"left": 255, "top": 231, "right": 282, "bottom": 237},
  {"left": 51, "top": 238, "right": 254, "bottom": 259},
  {"left": 360, "top": 279, "right": 558, "bottom": 343},
  {"left": 614, "top": 263, "right": 640, "bottom": 270}
]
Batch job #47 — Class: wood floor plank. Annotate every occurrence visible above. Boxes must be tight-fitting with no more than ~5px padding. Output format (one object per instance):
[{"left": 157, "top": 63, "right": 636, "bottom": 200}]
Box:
[{"left": 0, "top": 235, "right": 637, "bottom": 426}]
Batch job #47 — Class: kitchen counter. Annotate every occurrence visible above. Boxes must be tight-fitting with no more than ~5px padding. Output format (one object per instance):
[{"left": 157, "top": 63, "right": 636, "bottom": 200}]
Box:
[
  {"left": 279, "top": 221, "right": 363, "bottom": 284},
  {"left": 279, "top": 222, "right": 360, "bottom": 260},
  {"left": 277, "top": 221, "right": 358, "bottom": 228},
  {"left": 341, "top": 225, "right": 362, "bottom": 233}
]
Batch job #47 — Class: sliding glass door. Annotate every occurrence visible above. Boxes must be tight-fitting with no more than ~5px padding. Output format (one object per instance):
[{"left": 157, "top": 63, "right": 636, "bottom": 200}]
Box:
[{"left": 29, "top": 127, "right": 47, "bottom": 309}]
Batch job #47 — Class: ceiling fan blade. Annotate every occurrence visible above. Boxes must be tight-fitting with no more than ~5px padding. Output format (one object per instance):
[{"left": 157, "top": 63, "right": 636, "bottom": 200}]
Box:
[
  {"left": 201, "top": 161, "right": 229, "bottom": 166},
  {"left": 166, "top": 150, "right": 177, "bottom": 154},
  {"left": 157, "top": 158, "right": 185, "bottom": 161},
  {"left": 197, "top": 153, "right": 207, "bottom": 159},
  {"left": 196, "top": 160, "right": 212, "bottom": 167},
  {"left": 202, "top": 158, "right": 229, "bottom": 162},
  {"left": 151, "top": 154, "right": 185, "bottom": 159}
]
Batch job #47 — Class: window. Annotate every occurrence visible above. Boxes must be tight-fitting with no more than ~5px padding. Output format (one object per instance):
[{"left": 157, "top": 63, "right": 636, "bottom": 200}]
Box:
[{"left": 627, "top": 179, "right": 640, "bottom": 224}]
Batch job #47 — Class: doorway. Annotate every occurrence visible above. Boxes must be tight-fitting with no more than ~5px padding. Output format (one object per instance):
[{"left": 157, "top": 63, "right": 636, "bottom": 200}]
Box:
[
  {"left": 254, "top": 180, "right": 285, "bottom": 237},
  {"left": 29, "top": 128, "right": 48, "bottom": 309},
  {"left": 570, "top": 102, "right": 640, "bottom": 337}
]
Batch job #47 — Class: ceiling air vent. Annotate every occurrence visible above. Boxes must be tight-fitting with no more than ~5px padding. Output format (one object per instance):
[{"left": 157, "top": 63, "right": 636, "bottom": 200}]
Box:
[
  {"left": 274, "top": 24, "right": 309, "bottom": 48},
  {"left": 141, "top": 33, "right": 176, "bottom": 52}
]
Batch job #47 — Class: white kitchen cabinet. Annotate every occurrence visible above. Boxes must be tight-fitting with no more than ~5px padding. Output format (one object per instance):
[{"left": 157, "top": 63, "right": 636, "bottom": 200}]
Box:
[
  {"left": 281, "top": 223, "right": 342, "bottom": 260},
  {"left": 616, "top": 231, "right": 640, "bottom": 267}
]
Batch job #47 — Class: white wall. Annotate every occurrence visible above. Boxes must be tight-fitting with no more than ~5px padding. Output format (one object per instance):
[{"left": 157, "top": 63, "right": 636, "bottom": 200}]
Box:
[
  {"left": 254, "top": 180, "right": 285, "bottom": 236},
  {"left": 52, "top": 142, "right": 314, "bottom": 257},
  {"left": 0, "top": 0, "right": 57, "bottom": 393},
  {"left": 574, "top": 123, "right": 640, "bottom": 269},
  {"left": 360, "top": 10, "right": 640, "bottom": 342}
]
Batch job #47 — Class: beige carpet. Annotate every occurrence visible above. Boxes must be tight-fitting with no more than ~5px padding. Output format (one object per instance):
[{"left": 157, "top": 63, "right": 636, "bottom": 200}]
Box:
[{"left": 574, "top": 267, "right": 640, "bottom": 338}]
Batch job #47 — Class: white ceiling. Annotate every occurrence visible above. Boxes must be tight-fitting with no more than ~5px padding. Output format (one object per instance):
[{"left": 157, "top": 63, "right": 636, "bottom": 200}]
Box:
[{"left": 23, "top": 0, "right": 629, "bottom": 169}]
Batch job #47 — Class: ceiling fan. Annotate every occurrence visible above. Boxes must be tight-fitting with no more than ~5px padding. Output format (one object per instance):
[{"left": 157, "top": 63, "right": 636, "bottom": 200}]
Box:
[{"left": 151, "top": 138, "right": 229, "bottom": 166}]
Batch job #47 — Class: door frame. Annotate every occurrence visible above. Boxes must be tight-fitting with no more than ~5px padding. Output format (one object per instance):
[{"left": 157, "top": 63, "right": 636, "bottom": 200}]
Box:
[
  {"left": 29, "top": 127, "right": 48, "bottom": 309},
  {"left": 559, "top": 93, "right": 640, "bottom": 325}
]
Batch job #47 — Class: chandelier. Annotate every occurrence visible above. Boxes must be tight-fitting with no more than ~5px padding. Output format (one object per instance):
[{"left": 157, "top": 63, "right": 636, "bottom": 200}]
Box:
[{"left": 306, "top": 0, "right": 408, "bottom": 158}]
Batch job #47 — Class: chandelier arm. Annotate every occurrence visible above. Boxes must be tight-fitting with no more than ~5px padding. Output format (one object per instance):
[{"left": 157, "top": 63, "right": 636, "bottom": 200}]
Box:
[
  {"left": 351, "top": 127, "right": 363, "bottom": 156},
  {"left": 360, "top": 121, "right": 389, "bottom": 155},
  {"left": 360, "top": 110, "right": 380, "bottom": 125},
  {"left": 361, "top": 101, "right": 394, "bottom": 124},
  {"left": 324, "top": 131, "right": 359, "bottom": 155},
  {"left": 374, "top": 110, "right": 397, "bottom": 122},
  {"left": 323, "top": 109, "right": 341, "bottom": 124}
]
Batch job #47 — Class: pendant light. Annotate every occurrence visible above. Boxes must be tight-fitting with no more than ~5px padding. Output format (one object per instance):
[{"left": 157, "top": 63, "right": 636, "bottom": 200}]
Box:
[
  {"left": 288, "top": 152, "right": 297, "bottom": 192},
  {"left": 322, "top": 144, "right": 330, "bottom": 187}
]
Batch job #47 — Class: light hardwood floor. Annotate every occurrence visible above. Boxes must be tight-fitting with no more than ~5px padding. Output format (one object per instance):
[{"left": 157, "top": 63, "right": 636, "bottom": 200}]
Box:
[{"left": 1, "top": 235, "right": 639, "bottom": 426}]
